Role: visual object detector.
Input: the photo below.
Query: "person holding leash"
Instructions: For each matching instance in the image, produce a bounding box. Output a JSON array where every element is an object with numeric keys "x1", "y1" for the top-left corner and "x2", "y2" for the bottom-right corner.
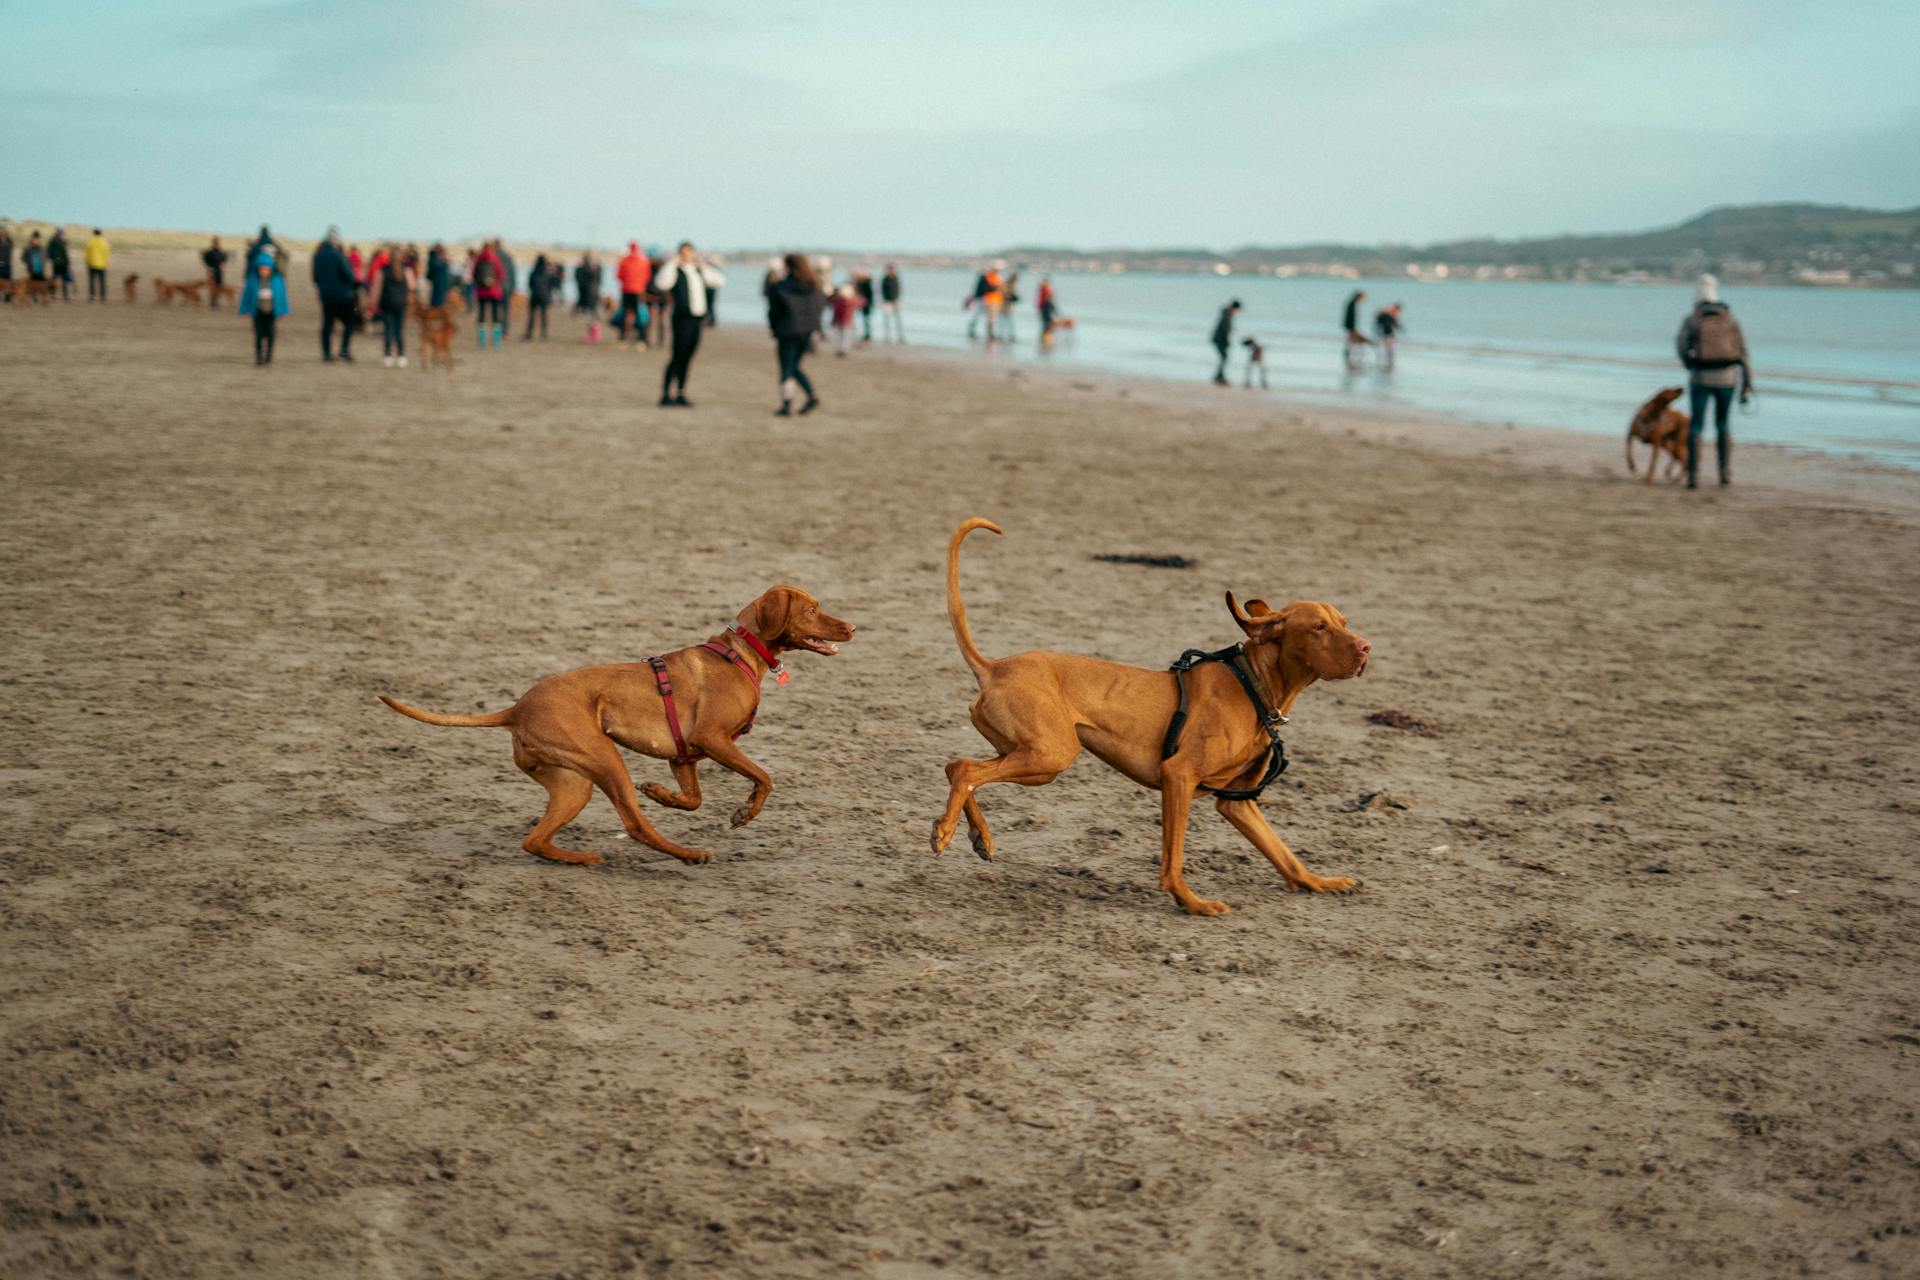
[{"x1": 1675, "y1": 274, "x2": 1754, "y2": 489}]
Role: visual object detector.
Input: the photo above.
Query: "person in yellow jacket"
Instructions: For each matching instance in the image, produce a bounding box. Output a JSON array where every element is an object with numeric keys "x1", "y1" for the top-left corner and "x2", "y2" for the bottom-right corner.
[{"x1": 84, "y1": 229, "x2": 111, "y2": 302}]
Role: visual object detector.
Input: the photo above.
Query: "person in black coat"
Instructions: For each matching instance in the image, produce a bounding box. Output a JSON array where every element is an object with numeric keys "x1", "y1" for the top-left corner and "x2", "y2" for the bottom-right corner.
[
  {"x1": 311, "y1": 226, "x2": 360, "y2": 361},
  {"x1": 766, "y1": 253, "x2": 826, "y2": 416},
  {"x1": 1211, "y1": 300, "x2": 1240, "y2": 384},
  {"x1": 48, "y1": 229, "x2": 71, "y2": 301},
  {"x1": 524, "y1": 252, "x2": 553, "y2": 340}
]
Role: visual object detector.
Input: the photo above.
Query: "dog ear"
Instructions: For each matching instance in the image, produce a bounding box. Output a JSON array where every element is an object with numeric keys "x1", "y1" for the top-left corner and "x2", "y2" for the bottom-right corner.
[
  {"x1": 740, "y1": 586, "x2": 797, "y2": 644},
  {"x1": 1226, "y1": 591, "x2": 1283, "y2": 637}
]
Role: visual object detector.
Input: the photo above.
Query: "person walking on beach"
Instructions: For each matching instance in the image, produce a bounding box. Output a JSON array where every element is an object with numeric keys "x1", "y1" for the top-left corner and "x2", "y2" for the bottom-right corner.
[
  {"x1": 426, "y1": 242, "x2": 452, "y2": 307},
  {"x1": 1342, "y1": 289, "x2": 1371, "y2": 370},
  {"x1": 880, "y1": 264, "x2": 903, "y2": 342},
  {"x1": 0, "y1": 225, "x2": 14, "y2": 301},
  {"x1": 84, "y1": 228, "x2": 110, "y2": 301},
  {"x1": 767, "y1": 252, "x2": 825, "y2": 417},
  {"x1": 312, "y1": 227, "x2": 360, "y2": 362},
  {"x1": 1211, "y1": 299, "x2": 1241, "y2": 385},
  {"x1": 22, "y1": 232, "x2": 46, "y2": 289},
  {"x1": 854, "y1": 269, "x2": 875, "y2": 343},
  {"x1": 239, "y1": 249, "x2": 288, "y2": 366},
  {"x1": 471, "y1": 240, "x2": 505, "y2": 350},
  {"x1": 652, "y1": 241, "x2": 723, "y2": 407},
  {"x1": 1374, "y1": 302, "x2": 1402, "y2": 371},
  {"x1": 614, "y1": 241, "x2": 652, "y2": 349},
  {"x1": 48, "y1": 228, "x2": 71, "y2": 301},
  {"x1": 524, "y1": 252, "x2": 554, "y2": 340},
  {"x1": 1675, "y1": 274, "x2": 1753, "y2": 489},
  {"x1": 375, "y1": 250, "x2": 413, "y2": 367},
  {"x1": 497, "y1": 241, "x2": 518, "y2": 338},
  {"x1": 202, "y1": 236, "x2": 229, "y2": 307},
  {"x1": 966, "y1": 266, "x2": 991, "y2": 340}
]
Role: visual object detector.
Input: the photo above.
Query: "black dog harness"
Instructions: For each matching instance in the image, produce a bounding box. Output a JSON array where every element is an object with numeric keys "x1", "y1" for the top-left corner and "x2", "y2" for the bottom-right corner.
[{"x1": 1161, "y1": 643, "x2": 1289, "y2": 801}]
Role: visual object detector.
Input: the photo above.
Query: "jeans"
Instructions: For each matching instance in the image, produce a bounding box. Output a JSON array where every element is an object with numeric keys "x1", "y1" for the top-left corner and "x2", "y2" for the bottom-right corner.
[
  {"x1": 253, "y1": 311, "x2": 277, "y2": 363},
  {"x1": 87, "y1": 268, "x2": 107, "y2": 301},
  {"x1": 881, "y1": 300, "x2": 904, "y2": 342},
  {"x1": 777, "y1": 335, "x2": 814, "y2": 402},
  {"x1": 381, "y1": 308, "x2": 405, "y2": 356},
  {"x1": 662, "y1": 311, "x2": 704, "y2": 398},
  {"x1": 1687, "y1": 382, "x2": 1734, "y2": 484}
]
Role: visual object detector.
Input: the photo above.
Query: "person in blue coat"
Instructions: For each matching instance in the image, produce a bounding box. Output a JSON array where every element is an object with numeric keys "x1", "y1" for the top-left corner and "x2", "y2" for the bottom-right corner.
[{"x1": 239, "y1": 251, "x2": 290, "y2": 365}]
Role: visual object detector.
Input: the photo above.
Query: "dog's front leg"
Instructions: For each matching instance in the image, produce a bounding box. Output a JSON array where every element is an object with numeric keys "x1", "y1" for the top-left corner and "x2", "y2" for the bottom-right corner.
[
  {"x1": 642, "y1": 758, "x2": 704, "y2": 811},
  {"x1": 697, "y1": 737, "x2": 772, "y2": 829},
  {"x1": 1159, "y1": 770, "x2": 1229, "y2": 916},
  {"x1": 1215, "y1": 798, "x2": 1358, "y2": 894}
]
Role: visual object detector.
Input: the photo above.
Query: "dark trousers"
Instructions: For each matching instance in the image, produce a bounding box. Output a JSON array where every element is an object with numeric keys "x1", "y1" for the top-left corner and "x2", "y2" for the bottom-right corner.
[
  {"x1": 321, "y1": 298, "x2": 358, "y2": 358},
  {"x1": 1686, "y1": 382, "x2": 1734, "y2": 484},
  {"x1": 57, "y1": 272, "x2": 72, "y2": 300},
  {"x1": 253, "y1": 311, "x2": 277, "y2": 364},
  {"x1": 662, "y1": 312, "x2": 703, "y2": 398},
  {"x1": 87, "y1": 268, "x2": 107, "y2": 300},
  {"x1": 524, "y1": 300, "x2": 549, "y2": 339},
  {"x1": 777, "y1": 335, "x2": 814, "y2": 400},
  {"x1": 615, "y1": 291, "x2": 647, "y2": 341},
  {"x1": 1213, "y1": 340, "x2": 1230, "y2": 381},
  {"x1": 381, "y1": 308, "x2": 405, "y2": 356}
]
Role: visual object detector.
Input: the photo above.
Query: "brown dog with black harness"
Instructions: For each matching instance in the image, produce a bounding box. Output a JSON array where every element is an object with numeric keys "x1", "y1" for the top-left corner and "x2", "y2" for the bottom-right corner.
[
  {"x1": 932, "y1": 518, "x2": 1370, "y2": 916},
  {"x1": 380, "y1": 586, "x2": 855, "y2": 866}
]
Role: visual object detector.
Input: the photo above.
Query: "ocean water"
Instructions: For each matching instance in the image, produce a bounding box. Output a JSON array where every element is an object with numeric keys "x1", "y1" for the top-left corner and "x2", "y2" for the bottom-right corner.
[{"x1": 783, "y1": 268, "x2": 1920, "y2": 467}]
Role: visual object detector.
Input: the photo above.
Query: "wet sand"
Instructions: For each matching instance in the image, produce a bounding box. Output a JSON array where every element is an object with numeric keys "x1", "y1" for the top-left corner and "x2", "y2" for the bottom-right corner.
[{"x1": 3, "y1": 249, "x2": 1918, "y2": 1278}]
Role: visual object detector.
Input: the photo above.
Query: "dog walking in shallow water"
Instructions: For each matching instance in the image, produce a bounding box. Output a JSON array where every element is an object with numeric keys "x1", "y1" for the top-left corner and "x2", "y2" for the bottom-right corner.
[
  {"x1": 932, "y1": 518, "x2": 1371, "y2": 916},
  {"x1": 380, "y1": 586, "x2": 855, "y2": 867}
]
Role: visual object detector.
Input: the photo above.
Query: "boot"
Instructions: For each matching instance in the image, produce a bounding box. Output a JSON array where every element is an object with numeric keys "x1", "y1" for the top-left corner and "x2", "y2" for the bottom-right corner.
[{"x1": 1717, "y1": 431, "x2": 1731, "y2": 486}]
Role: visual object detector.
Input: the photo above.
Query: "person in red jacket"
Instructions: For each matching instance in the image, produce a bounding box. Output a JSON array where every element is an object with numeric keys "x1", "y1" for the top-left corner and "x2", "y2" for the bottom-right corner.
[
  {"x1": 614, "y1": 241, "x2": 652, "y2": 350},
  {"x1": 472, "y1": 240, "x2": 506, "y2": 350}
]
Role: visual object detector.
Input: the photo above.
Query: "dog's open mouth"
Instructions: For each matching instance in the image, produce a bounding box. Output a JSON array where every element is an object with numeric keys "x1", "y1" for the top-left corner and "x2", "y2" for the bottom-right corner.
[{"x1": 797, "y1": 637, "x2": 841, "y2": 655}]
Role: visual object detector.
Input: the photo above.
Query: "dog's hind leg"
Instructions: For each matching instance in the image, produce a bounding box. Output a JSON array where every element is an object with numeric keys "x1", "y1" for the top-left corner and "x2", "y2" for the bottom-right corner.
[
  {"x1": 641, "y1": 759, "x2": 704, "y2": 811},
  {"x1": 577, "y1": 739, "x2": 715, "y2": 864},
  {"x1": 1215, "y1": 797, "x2": 1357, "y2": 894},
  {"x1": 931, "y1": 731, "x2": 1078, "y2": 857},
  {"x1": 521, "y1": 766, "x2": 601, "y2": 866},
  {"x1": 959, "y1": 707, "x2": 1017, "y2": 860}
]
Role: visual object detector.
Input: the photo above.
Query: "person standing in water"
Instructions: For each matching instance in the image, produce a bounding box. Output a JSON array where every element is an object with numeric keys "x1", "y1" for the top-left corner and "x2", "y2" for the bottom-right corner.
[
  {"x1": 652, "y1": 241, "x2": 723, "y2": 407},
  {"x1": 1211, "y1": 300, "x2": 1241, "y2": 385},
  {"x1": 766, "y1": 253, "x2": 825, "y2": 416},
  {"x1": 1342, "y1": 289, "x2": 1371, "y2": 370},
  {"x1": 1675, "y1": 274, "x2": 1753, "y2": 489},
  {"x1": 1374, "y1": 302, "x2": 1403, "y2": 371},
  {"x1": 880, "y1": 264, "x2": 904, "y2": 342}
]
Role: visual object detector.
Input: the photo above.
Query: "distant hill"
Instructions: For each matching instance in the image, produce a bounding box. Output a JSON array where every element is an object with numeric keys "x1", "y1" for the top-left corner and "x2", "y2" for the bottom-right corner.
[{"x1": 989, "y1": 204, "x2": 1920, "y2": 287}]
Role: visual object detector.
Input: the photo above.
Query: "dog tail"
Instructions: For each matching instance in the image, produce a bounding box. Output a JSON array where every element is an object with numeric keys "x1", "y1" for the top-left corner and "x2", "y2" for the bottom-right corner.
[
  {"x1": 378, "y1": 695, "x2": 513, "y2": 728},
  {"x1": 947, "y1": 517, "x2": 1003, "y2": 681}
]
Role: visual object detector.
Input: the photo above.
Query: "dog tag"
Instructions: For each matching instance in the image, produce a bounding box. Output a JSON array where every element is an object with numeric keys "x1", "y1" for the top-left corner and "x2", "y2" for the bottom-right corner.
[{"x1": 774, "y1": 669, "x2": 790, "y2": 687}]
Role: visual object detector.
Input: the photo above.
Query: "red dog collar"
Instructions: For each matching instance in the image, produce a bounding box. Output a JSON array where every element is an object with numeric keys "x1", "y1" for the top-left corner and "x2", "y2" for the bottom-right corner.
[{"x1": 731, "y1": 626, "x2": 787, "y2": 686}]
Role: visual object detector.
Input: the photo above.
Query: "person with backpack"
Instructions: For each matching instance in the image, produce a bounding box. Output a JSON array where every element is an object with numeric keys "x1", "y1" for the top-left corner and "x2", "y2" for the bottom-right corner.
[
  {"x1": 1675, "y1": 274, "x2": 1754, "y2": 489},
  {"x1": 471, "y1": 241, "x2": 505, "y2": 350},
  {"x1": 766, "y1": 252, "x2": 825, "y2": 417},
  {"x1": 375, "y1": 248, "x2": 414, "y2": 367}
]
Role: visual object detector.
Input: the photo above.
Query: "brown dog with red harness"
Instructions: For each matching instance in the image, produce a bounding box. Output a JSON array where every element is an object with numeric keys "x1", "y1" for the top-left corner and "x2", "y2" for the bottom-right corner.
[{"x1": 379, "y1": 586, "x2": 855, "y2": 867}]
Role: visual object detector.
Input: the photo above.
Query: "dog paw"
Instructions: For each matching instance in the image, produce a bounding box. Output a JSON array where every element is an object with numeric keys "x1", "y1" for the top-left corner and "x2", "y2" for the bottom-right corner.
[
  {"x1": 674, "y1": 848, "x2": 715, "y2": 865},
  {"x1": 1307, "y1": 876, "x2": 1360, "y2": 894},
  {"x1": 641, "y1": 783, "x2": 673, "y2": 806},
  {"x1": 730, "y1": 805, "x2": 755, "y2": 829},
  {"x1": 1182, "y1": 896, "x2": 1233, "y2": 917},
  {"x1": 929, "y1": 820, "x2": 953, "y2": 856},
  {"x1": 969, "y1": 829, "x2": 995, "y2": 862}
]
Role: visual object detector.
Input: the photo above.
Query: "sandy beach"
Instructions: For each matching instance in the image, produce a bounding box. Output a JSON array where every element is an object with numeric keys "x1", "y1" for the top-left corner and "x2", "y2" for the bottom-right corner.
[{"x1": 3, "y1": 249, "x2": 1918, "y2": 1278}]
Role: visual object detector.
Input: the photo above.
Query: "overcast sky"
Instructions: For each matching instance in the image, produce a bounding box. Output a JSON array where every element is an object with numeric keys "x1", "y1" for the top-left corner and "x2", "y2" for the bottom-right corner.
[{"x1": 4, "y1": 0, "x2": 1915, "y2": 252}]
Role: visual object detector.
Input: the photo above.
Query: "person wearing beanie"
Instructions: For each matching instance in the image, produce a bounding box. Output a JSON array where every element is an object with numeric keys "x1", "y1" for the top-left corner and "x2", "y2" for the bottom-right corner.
[{"x1": 1674, "y1": 273, "x2": 1754, "y2": 489}]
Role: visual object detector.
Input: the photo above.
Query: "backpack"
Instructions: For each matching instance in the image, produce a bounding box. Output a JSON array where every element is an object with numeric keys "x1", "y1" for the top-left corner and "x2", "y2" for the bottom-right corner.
[
  {"x1": 1693, "y1": 307, "x2": 1742, "y2": 368},
  {"x1": 473, "y1": 257, "x2": 498, "y2": 290}
]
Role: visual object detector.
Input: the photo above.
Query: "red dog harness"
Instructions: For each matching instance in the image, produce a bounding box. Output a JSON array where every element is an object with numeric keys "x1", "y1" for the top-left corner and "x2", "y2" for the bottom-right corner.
[{"x1": 647, "y1": 627, "x2": 785, "y2": 766}]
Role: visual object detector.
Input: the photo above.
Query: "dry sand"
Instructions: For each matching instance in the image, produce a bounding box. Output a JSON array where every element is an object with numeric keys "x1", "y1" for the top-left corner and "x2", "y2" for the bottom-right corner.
[{"x1": 4, "y1": 249, "x2": 1919, "y2": 1278}]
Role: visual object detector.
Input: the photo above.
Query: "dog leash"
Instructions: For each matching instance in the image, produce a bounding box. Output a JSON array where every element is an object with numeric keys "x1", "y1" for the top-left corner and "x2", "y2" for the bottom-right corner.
[
  {"x1": 1161, "y1": 643, "x2": 1289, "y2": 802},
  {"x1": 647, "y1": 627, "x2": 783, "y2": 765}
]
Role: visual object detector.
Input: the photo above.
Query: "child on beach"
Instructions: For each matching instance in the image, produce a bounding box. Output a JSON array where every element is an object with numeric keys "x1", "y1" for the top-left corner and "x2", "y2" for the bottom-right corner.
[
  {"x1": 1241, "y1": 335, "x2": 1268, "y2": 388},
  {"x1": 830, "y1": 285, "x2": 858, "y2": 356},
  {"x1": 1374, "y1": 303, "x2": 1403, "y2": 371},
  {"x1": 238, "y1": 252, "x2": 289, "y2": 365}
]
